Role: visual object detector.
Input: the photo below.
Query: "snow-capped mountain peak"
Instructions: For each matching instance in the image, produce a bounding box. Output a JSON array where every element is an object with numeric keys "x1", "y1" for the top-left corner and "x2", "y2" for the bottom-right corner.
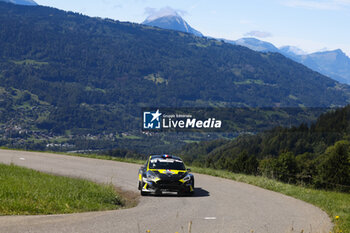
[
  {"x1": 143, "y1": 7, "x2": 203, "y2": 37},
  {"x1": 280, "y1": 46, "x2": 307, "y2": 56},
  {"x1": 144, "y1": 7, "x2": 181, "y2": 23},
  {"x1": 235, "y1": 37, "x2": 279, "y2": 53}
]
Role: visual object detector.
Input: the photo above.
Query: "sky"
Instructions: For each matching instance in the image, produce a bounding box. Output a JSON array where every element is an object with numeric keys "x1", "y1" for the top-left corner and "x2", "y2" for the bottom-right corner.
[{"x1": 35, "y1": 0, "x2": 350, "y2": 56}]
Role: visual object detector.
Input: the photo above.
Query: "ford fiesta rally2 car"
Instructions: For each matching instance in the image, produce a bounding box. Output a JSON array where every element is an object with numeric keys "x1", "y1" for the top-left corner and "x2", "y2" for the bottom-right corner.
[{"x1": 138, "y1": 154, "x2": 194, "y2": 196}]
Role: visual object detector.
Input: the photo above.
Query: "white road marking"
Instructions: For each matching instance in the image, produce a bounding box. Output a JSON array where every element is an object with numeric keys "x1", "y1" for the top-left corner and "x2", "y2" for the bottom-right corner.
[
  {"x1": 19, "y1": 158, "x2": 26, "y2": 160},
  {"x1": 204, "y1": 217, "x2": 217, "y2": 220}
]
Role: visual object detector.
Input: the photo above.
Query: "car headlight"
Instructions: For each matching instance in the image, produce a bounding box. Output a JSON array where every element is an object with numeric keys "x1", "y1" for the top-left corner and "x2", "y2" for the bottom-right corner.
[
  {"x1": 183, "y1": 174, "x2": 191, "y2": 182},
  {"x1": 146, "y1": 171, "x2": 157, "y2": 180}
]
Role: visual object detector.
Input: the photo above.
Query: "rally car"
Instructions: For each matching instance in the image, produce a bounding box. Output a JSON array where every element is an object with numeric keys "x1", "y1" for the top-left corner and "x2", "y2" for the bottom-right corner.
[{"x1": 138, "y1": 154, "x2": 194, "y2": 196}]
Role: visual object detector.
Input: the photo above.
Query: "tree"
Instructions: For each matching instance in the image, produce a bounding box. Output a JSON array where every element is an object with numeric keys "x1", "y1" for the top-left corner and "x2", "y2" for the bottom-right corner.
[
  {"x1": 258, "y1": 152, "x2": 298, "y2": 183},
  {"x1": 295, "y1": 152, "x2": 316, "y2": 185},
  {"x1": 276, "y1": 152, "x2": 298, "y2": 183},
  {"x1": 315, "y1": 140, "x2": 350, "y2": 192}
]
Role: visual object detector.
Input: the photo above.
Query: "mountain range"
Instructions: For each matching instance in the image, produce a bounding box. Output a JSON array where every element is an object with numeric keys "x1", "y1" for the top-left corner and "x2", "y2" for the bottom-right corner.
[
  {"x1": 1, "y1": 2, "x2": 350, "y2": 151},
  {"x1": 143, "y1": 13, "x2": 350, "y2": 84},
  {"x1": 287, "y1": 49, "x2": 350, "y2": 84},
  {"x1": 234, "y1": 38, "x2": 350, "y2": 84},
  {"x1": 5, "y1": 0, "x2": 349, "y2": 85}
]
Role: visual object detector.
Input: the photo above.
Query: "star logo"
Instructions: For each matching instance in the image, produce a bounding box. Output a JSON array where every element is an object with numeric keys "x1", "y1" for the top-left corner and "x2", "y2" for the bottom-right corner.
[
  {"x1": 151, "y1": 109, "x2": 162, "y2": 123},
  {"x1": 143, "y1": 109, "x2": 162, "y2": 130}
]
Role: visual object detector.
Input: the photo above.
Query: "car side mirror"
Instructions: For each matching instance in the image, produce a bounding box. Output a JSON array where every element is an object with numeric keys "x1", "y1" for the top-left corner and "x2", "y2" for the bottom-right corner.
[{"x1": 187, "y1": 168, "x2": 191, "y2": 172}]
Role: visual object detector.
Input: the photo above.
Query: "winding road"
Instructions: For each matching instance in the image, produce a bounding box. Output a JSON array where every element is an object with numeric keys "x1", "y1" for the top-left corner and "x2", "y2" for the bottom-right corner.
[{"x1": 0, "y1": 149, "x2": 331, "y2": 233}]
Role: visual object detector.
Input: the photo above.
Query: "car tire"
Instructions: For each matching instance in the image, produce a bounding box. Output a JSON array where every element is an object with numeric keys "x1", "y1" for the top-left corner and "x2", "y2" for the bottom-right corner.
[
  {"x1": 141, "y1": 190, "x2": 147, "y2": 196},
  {"x1": 155, "y1": 189, "x2": 162, "y2": 196},
  {"x1": 138, "y1": 181, "x2": 141, "y2": 190},
  {"x1": 187, "y1": 178, "x2": 195, "y2": 195},
  {"x1": 140, "y1": 181, "x2": 148, "y2": 196},
  {"x1": 177, "y1": 190, "x2": 185, "y2": 196}
]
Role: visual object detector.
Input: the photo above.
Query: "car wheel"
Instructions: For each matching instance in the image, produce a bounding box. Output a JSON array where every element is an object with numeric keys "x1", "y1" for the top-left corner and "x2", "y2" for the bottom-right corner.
[
  {"x1": 138, "y1": 181, "x2": 141, "y2": 190},
  {"x1": 140, "y1": 181, "x2": 148, "y2": 196},
  {"x1": 187, "y1": 178, "x2": 195, "y2": 195},
  {"x1": 141, "y1": 190, "x2": 147, "y2": 196},
  {"x1": 155, "y1": 189, "x2": 162, "y2": 196},
  {"x1": 177, "y1": 190, "x2": 185, "y2": 196}
]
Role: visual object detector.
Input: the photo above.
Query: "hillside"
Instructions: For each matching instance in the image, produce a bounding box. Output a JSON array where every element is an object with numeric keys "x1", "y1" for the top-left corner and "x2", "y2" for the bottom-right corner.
[
  {"x1": 0, "y1": 2, "x2": 350, "y2": 150},
  {"x1": 141, "y1": 10, "x2": 350, "y2": 85},
  {"x1": 180, "y1": 105, "x2": 350, "y2": 190}
]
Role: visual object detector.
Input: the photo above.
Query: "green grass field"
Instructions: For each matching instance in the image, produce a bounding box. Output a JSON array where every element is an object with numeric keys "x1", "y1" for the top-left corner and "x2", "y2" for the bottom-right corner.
[{"x1": 0, "y1": 163, "x2": 125, "y2": 215}]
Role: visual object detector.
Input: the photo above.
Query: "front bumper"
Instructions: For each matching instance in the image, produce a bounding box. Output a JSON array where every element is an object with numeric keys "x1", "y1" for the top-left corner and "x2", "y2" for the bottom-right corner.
[{"x1": 142, "y1": 178, "x2": 193, "y2": 193}]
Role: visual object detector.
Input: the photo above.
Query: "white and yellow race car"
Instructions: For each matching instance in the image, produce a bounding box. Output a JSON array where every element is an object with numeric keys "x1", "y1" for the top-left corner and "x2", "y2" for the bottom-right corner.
[{"x1": 138, "y1": 154, "x2": 194, "y2": 196}]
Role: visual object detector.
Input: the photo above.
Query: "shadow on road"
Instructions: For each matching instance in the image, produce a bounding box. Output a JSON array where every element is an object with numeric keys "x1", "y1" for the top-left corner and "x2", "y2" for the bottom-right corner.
[
  {"x1": 145, "y1": 187, "x2": 210, "y2": 198},
  {"x1": 192, "y1": 187, "x2": 210, "y2": 197}
]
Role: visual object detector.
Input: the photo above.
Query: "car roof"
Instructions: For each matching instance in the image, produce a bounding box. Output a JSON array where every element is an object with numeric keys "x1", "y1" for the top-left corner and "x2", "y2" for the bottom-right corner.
[{"x1": 149, "y1": 154, "x2": 183, "y2": 161}]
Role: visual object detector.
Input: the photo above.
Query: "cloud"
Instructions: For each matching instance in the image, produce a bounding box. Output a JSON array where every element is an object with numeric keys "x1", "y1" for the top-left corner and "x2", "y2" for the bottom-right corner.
[
  {"x1": 283, "y1": 0, "x2": 350, "y2": 10},
  {"x1": 144, "y1": 7, "x2": 187, "y2": 21},
  {"x1": 244, "y1": 30, "x2": 273, "y2": 38}
]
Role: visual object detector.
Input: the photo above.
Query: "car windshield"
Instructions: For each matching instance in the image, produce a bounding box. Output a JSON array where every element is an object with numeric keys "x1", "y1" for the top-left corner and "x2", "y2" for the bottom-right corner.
[{"x1": 149, "y1": 158, "x2": 186, "y2": 170}]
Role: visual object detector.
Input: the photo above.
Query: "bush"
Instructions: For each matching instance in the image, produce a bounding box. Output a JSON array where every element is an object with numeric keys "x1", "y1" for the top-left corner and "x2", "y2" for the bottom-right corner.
[
  {"x1": 259, "y1": 152, "x2": 297, "y2": 183},
  {"x1": 259, "y1": 157, "x2": 278, "y2": 179}
]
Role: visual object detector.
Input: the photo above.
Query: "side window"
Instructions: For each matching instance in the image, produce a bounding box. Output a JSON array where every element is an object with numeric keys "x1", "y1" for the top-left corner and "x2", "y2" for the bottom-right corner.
[{"x1": 149, "y1": 161, "x2": 156, "y2": 169}]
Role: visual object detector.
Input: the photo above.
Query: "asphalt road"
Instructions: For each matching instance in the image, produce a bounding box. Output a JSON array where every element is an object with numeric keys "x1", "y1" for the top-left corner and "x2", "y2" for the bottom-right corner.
[{"x1": 0, "y1": 149, "x2": 332, "y2": 233}]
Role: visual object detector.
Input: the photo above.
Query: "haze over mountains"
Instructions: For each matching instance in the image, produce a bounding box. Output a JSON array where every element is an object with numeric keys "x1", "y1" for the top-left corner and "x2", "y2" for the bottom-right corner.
[
  {"x1": 0, "y1": 0, "x2": 37, "y2": 6},
  {"x1": 286, "y1": 49, "x2": 350, "y2": 84},
  {"x1": 142, "y1": 12, "x2": 350, "y2": 85},
  {"x1": 234, "y1": 38, "x2": 350, "y2": 84},
  {"x1": 234, "y1": 38, "x2": 280, "y2": 53}
]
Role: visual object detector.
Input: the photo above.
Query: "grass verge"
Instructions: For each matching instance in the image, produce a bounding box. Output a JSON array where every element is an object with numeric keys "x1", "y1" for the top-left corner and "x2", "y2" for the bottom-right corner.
[{"x1": 0, "y1": 163, "x2": 125, "y2": 215}]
